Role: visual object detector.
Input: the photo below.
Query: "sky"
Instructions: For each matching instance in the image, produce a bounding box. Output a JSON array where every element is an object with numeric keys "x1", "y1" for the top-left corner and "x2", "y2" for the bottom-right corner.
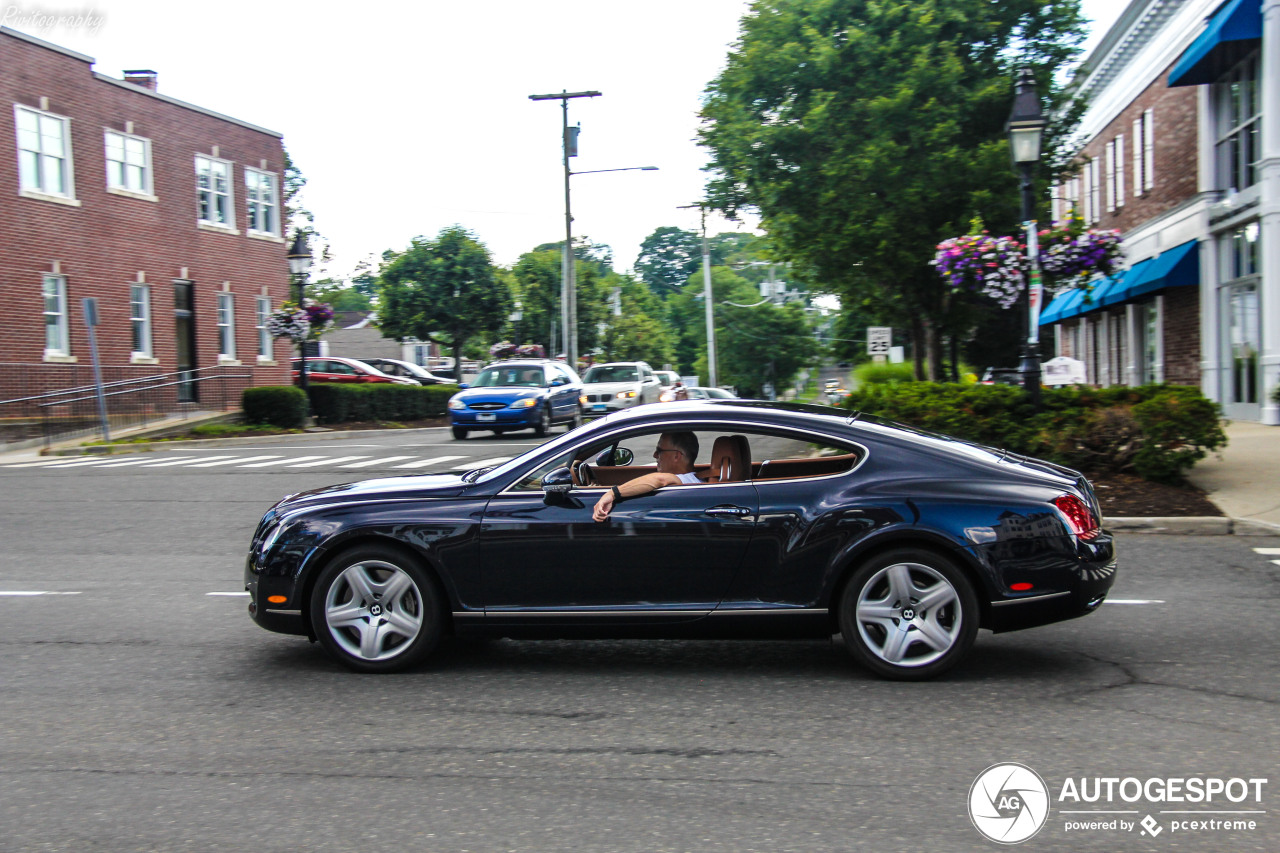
[{"x1": 10, "y1": 0, "x2": 1125, "y2": 281}]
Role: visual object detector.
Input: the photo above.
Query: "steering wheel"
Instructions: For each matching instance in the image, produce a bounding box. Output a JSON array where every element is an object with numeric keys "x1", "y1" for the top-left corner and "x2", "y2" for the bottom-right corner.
[{"x1": 576, "y1": 461, "x2": 595, "y2": 487}]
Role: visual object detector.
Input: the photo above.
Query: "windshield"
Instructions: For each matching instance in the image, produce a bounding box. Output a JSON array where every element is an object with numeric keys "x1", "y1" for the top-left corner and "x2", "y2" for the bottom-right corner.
[
  {"x1": 584, "y1": 366, "x2": 639, "y2": 383},
  {"x1": 471, "y1": 365, "x2": 544, "y2": 387}
]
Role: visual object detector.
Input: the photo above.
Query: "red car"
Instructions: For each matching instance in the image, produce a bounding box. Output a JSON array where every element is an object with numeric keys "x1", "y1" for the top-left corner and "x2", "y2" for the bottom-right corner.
[{"x1": 290, "y1": 357, "x2": 417, "y2": 386}]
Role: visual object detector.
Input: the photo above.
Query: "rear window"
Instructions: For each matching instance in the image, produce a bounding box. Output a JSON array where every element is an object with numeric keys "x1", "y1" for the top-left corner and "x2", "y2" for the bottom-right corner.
[{"x1": 584, "y1": 366, "x2": 640, "y2": 383}]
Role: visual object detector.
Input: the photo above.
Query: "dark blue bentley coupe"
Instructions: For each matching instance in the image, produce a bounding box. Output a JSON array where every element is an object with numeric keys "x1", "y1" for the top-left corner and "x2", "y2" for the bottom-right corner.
[{"x1": 245, "y1": 400, "x2": 1116, "y2": 680}]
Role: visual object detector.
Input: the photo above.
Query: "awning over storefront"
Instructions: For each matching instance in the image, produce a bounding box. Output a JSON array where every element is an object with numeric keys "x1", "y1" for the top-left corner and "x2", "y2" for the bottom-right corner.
[
  {"x1": 1097, "y1": 258, "x2": 1155, "y2": 307},
  {"x1": 1168, "y1": 0, "x2": 1262, "y2": 87},
  {"x1": 1039, "y1": 286, "x2": 1084, "y2": 325},
  {"x1": 1126, "y1": 239, "x2": 1200, "y2": 299}
]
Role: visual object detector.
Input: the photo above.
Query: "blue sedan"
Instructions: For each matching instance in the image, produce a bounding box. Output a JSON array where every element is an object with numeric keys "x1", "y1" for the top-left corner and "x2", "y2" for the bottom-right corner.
[{"x1": 448, "y1": 359, "x2": 585, "y2": 439}]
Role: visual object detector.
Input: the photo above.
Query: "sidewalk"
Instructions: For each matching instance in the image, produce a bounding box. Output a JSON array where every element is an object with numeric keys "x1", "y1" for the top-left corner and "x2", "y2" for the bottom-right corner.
[{"x1": 1185, "y1": 420, "x2": 1280, "y2": 532}]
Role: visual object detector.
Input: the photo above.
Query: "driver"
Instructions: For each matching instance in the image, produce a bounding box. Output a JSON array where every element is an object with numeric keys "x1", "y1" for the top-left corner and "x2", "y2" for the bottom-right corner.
[{"x1": 592, "y1": 431, "x2": 702, "y2": 521}]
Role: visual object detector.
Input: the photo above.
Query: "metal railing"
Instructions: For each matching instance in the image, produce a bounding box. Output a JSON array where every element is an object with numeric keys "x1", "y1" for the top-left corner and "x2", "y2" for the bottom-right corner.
[{"x1": 0, "y1": 364, "x2": 253, "y2": 449}]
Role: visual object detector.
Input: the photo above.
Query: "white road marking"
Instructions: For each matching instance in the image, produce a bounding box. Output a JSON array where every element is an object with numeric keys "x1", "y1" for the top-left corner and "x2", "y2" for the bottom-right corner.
[
  {"x1": 3, "y1": 457, "x2": 114, "y2": 468},
  {"x1": 392, "y1": 455, "x2": 468, "y2": 469},
  {"x1": 28, "y1": 456, "x2": 136, "y2": 468},
  {"x1": 1104, "y1": 599, "x2": 1165, "y2": 605},
  {"x1": 137, "y1": 456, "x2": 232, "y2": 467},
  {"x1": 206, "y1": 592, "x2": 251, "y2": 597},
  {"x1": 1272, "y1": 560, "x2": 1280, "y2": 568},
  {"x1": 0, "y1": 591, "x2": 82, "y2": 596},
  {"x1": 188, "y1": 455, "x2": 284, "y2": 468},
  {"x1": 237, "y1": 456, "x2": 327, "y2": 468},
  {"x1": 467, "y1": 456, "x2": 513, "y2": 468},
  {"x1": 91, "y1": 456, "x2": 191, "y2": 467},
  {"x1": 1252, "y1": 547, "x2": 1280, "y2": 555},
  {"x1": 340, "y1": 456, "x2": 416, "y2": 468},
  {"x1": 287, "y1": 455, "x2": 371, "y2": 468}
]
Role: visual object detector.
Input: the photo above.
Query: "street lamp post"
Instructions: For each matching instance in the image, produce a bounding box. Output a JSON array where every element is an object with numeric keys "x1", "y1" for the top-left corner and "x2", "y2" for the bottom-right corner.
[
  {"x1": 1007, "y1": 67, "x2": 1048, "y2": 406},
  {"x1": 678, "y1": 203, "x2": 717, "y2": 388},
  {"x1": 286, "y1": 232, "x2": 313, "y2": 396}
]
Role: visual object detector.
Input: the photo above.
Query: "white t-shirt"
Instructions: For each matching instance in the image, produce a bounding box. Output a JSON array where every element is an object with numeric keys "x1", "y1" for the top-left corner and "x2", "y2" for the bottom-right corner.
[{"x1": 676, "y1": 471, "x2": 702, "y2": 484}]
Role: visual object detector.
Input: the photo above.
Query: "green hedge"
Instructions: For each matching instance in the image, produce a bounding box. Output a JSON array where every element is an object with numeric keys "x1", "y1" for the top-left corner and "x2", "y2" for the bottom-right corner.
[
  {"x1": 841, "y1": 383, "x2": 1227, "y2": 484},
  {"x1": 305, "y1": 383, "x2": 455, "y2": 425},
  {"x1": 242, "y1": 386, "x2": 309, "y2": 429}
]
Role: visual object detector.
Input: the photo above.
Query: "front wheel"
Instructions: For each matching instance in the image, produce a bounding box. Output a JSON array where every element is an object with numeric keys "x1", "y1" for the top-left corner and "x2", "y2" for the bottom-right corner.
[
  {"x1": 533, "y1": 405, "x2": 550, "y2": 437},
  {"x1": 451, "y1": 426, "x2": 468, "y2": 440},
  {"x1": 838, "y1": 548, "x2": 978, "y2": 680},
  {"x1": 309, "y1": 544, "x2": 444, "y2": 673},
  {"x1": 566, "y1": 408, "x2": 583, "y2": 432}
]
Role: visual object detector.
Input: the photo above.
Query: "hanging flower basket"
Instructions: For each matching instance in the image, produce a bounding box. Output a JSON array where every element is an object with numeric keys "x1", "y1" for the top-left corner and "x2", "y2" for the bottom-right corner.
[
  {"x1": 489, "y1": 340, "x2": 517, "y2": 360},
  {"x1": 266, "y1": 299, "x2": 334, "y2": 342},
  {"x1": 932, "y1": 231, "x2": 1027, "y2": 309},
  {"x1": 1038, "y1": 213, "x2": 1124, "y2": 296}
]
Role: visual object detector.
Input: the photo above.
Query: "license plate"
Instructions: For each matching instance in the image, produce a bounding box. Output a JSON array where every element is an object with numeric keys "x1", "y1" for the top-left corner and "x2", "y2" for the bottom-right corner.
[
  {"x1": 476, "y1": 413, "x2": 496, "y2": 421},
  {"x1": 593, "y1": 404, "x2": 607, "y2": 412}
]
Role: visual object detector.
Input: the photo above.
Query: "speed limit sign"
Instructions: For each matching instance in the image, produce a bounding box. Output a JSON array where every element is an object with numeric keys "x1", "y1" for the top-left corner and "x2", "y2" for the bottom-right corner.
[{"x1": 867, "y1": 327, "x2": 892, "y2": 358}]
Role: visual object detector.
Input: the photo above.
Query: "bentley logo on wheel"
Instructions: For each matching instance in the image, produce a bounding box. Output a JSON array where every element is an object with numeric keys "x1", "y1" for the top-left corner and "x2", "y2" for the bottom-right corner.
[{"x1": 969, "y1": 763, "x2": 1050, "y2": 844}]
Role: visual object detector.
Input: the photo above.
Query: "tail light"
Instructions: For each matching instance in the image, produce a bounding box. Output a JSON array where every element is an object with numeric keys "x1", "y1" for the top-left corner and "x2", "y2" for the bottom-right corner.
[{"x1": 1053, "y1": 494, "x2": 1100, "y2": 540}]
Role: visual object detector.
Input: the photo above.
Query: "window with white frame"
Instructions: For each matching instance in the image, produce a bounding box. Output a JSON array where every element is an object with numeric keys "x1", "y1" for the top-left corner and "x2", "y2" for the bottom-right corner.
[
  {"x1": 1132, "y1": 110, "x2": 1154, "y2": 196},
  {"x1": 195, "y1": 155, "x2": 233, "y2": 225},
  {"x1": 256, "y1": 296, "x2": 272, "y2": 358},
  {"x1": 1105, "y1": 134, "x2": 1125, "y2": 212},
  {"x1": 105, "y1": 131, "x2": 152, "y2": 194},
  {"x1": 15, "y1": 105, "x2": 74, "y2": 197},
  {"x1": 130, "y1": 284, "x2": 152, "y2": 356},
  {"x1": 43, "y1": 274, "x2": 69, "y2": 355},
  {"x1": 244, "y1": 168, "x2": 279, "y2": 235},
  {"x1": 217, "y1": 292, "x2": 235, "y2": 357},
  {"x1": 1215, "y1": 52, "x2": 1260, "y2": 193},
  {"x1": 1089, "y1": 158, "x2": 1101, "y2": 223}
]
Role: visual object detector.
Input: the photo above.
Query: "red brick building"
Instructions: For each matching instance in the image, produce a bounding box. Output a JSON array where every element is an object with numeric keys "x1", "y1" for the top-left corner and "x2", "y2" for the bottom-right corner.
[{"x1": 1, "y1": 26, "x2": 291, "y2": 420}]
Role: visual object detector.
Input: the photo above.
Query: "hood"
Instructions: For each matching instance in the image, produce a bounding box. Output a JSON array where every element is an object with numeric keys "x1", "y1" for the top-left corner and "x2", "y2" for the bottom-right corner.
[
  {"x1": 276, "y1": 473, "x2": 472, "y2": 509},
  {"x1": 452, "y1": 386, "x2": 543, "y2": 403},
  {"x1": 581, "y1": 381, "x2": 642, "y2": 394}
]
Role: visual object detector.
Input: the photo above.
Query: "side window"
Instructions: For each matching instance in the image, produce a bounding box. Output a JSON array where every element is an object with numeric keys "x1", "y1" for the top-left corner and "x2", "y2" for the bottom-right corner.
[{"x1": 748, "y1": 430, "x2": 862, "y2": 483}]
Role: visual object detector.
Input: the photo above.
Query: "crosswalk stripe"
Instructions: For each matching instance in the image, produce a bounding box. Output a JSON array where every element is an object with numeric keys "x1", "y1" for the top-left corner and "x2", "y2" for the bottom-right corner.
[
  {"x1": 237, "y1": 455, "x2": 327, "y2": 468},
  {"x1": 0, "y1": 590, "x2": 82, "y2": 596},
  {"x1": 3, "y1": 457, "x2": 115, "y2": 468},
  {"x1": 137, "y1": 455, "x2": 234, "y2": 467},
  {"x1": 468, "y1": 456, "x2": 513, "y2": 468},
  {"x1": 91, "y1": 456, "x2": 191, "y2": 467},
  {"x1": 27, "y1": 456, "x2": 138, "y2": 468},
  {"x1": 392, "y1": 455, "x2": 468, "y2": 469},
  {"x1": 189, "y1": 455, "x2": 284, "y2": 468},
  {"x1": 287, "y1": 455, "x2": 370, "y2": 468},
  {"x1": 340, "y1": 455, "x2": 416, "y2": 468},
  {"x1": 1253, "y1": 548, "x2": 1280, "y2": 555}
]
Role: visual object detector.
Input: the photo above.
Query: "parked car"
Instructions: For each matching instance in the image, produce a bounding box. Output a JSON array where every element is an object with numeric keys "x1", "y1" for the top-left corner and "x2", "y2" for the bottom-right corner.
[
  {"x1": 290, "y1": 357, "x2": 417, "y2": 386},
  {"x1": 245, "y1": 399, "x2": 1116, "y2": 679},
  {"x1": 357, "y1": 357, "x2": 457, "y2": 385},
  {"x1": 448, "y1": 359, "x2": 583, "y2": 439},
  {"x1": 581, "y1": 361, "x2": 663, "y2": 416},
  {"x1": 683, "y1": 386, "x2": 737, "y2": 400},
  {"x1": 981, "y1": 367, "x2": 1023, "y2": 386}
]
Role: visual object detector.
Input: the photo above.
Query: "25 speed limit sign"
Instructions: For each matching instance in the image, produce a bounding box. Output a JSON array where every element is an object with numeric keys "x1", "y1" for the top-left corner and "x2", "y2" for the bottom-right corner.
[{"x1": 867, "y1": 327, "x2": 892, "y2": 356}]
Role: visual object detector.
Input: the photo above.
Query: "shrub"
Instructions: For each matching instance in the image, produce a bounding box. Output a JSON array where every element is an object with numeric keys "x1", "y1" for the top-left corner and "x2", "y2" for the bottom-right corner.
[
  {"x1": 841, "y1": 382, "x2": 1226, "y2": 484},
  {"x1": 853, "y1": 362, "x2": 916, "y2": 386},
  {"x1": 242, "y1": 386, "x2": 308, "y2": 429},
  {"x1": 306, "y1": 383, "x2": 455, "y2": 425}
]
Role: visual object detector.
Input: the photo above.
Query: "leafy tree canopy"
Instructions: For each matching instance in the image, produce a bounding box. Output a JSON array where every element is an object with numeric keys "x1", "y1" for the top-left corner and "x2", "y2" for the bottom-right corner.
[
  {"x1": 377, "y1": 226, "x2": 506, "y2": 372},
  {"x1": 699, "y1": 0, "x2": 1086, "y2": 377}
]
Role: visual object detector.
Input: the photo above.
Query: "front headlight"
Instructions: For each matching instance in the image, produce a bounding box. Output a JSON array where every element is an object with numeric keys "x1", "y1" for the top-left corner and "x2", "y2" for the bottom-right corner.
[
  {"x1": 448, "y1": 398, "x2": 466, "y2": 410},
  {"x1": 616, "y1": 390, "x2": 637, "y2": 399},
  {"x1": 511, "y1": 397, "x2": 538, "y2": 408}
]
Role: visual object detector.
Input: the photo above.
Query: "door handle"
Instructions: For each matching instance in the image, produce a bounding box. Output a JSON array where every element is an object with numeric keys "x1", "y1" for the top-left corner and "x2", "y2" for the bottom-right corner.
[{"x1": 704, "y1": 505, "x2": 753, "y2": 518}]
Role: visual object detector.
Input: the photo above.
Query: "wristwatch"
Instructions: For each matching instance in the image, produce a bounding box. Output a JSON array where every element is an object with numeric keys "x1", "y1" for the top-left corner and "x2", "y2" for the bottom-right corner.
[{"x1": 611, "y1": 485, "x2": 622, "y2": 501}]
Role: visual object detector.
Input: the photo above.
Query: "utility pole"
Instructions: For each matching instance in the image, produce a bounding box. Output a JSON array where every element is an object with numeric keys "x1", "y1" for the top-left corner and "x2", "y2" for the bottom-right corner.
[
  {"x1": 679, "y1": 203, "x2": 717, "y2": 387},
  {"x1": 529, "y1": 89, "x2": 601, "y2": 372}
]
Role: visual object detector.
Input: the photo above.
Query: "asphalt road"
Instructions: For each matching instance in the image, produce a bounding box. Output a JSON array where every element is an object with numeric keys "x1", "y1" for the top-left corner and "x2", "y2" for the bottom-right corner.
[{"x1": 1, "y1": 431, "x2": 1277, "y2": 852}]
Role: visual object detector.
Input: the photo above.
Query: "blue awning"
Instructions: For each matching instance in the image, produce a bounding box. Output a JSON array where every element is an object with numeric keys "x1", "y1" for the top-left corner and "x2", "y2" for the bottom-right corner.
[
  {"x1": 1086, "y1": 269, "x2": 1130, "y2": 310},
  {"x1": 1168, "y1": 0, "x2": 1262, "y2": 87},
  {"x1": 1126, "y1": 240, "x2": 1200, "y2": 299},
  {"x1": 1039, "y1": 286, "x2": 1084, "y2": 325},
  {"x1": 1095, "y1": 258, "x2": 1155, "y2": 307}
]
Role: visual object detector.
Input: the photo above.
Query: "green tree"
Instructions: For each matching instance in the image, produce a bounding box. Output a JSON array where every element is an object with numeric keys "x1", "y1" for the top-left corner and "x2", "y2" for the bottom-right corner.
[
  {"x1": 510, "y1": 249, "x2": 561, "y2": 350},
  {"x1": 635, "y1": 227, "x2": 701, "y2": 293},
  {"x1": 600, "y1": 274, "x2": 675, "y2": 364},
  {"x1": 712, "y1": 300, "x2": 819, "y2": 398},
  {"x1": 699, "y1": 0, "x2": 1086, "y2": 379},
  {"x1": 377, "y1": 226, "x2": 506, "y2": 373}
]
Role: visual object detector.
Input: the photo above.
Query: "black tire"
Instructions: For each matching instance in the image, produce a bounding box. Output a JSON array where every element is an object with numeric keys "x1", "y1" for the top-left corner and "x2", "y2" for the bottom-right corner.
[
  {"x1": 566, "y1": 408, "x2": 583, "y2": 432},
  {"x1": 308, "y1": 544, "x2": 444, "y2": 673},
  {"x1": 451, "y1": 426, "x2": 468, "y2": 440},
  {"x1": 838, "y1": 547, "x2": 978, "y2": 680},
  {"x1": 533, "y1": 405, "x2": 550, "y2": 437}
]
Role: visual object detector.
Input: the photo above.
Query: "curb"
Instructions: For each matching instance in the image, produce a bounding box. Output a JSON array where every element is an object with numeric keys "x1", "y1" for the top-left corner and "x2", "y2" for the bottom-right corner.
[
  {"x1": 40, "y1": 425, "x2": 453, "y2": 456},
  {"x1": 1106, "y1": 516, "x2": 1280, "y2": 536}
]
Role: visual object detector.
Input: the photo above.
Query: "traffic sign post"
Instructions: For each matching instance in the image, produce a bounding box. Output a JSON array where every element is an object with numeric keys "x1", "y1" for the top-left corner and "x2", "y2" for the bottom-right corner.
[
  {"x1": 82, "y1": 298, "x2": 111, "y2": 442},
  {"x1": 867, "y1": 327, "x2": 892, "y2": 362}
]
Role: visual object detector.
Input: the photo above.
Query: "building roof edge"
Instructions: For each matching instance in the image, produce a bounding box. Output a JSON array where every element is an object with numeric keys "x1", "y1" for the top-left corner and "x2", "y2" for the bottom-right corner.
[
  {"x1": 1, "y1": 25, "x2": 94, "y2": 63},
  {"x1": 92, "y1": 73, "x2": 284, "y2": 139}
]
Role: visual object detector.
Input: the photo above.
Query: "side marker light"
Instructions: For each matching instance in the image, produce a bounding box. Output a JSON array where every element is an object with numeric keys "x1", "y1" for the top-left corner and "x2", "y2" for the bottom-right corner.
[
  {"x1": 267, "y1": 595, "x2": 288, "y2": 604},
  {"x1": 1009, "y1": 583, "x2": 1034, "y2": 591}
]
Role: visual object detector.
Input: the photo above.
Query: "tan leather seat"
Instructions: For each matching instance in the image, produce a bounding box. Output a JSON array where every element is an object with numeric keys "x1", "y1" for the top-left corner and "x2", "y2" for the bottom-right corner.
[{"x1": 708, "y1": 435, "x2": 751, "y2": 482}]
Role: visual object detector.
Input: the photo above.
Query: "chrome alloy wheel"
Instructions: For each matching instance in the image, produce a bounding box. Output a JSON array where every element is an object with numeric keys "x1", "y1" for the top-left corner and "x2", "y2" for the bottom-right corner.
[
  {"x1": 323, "y1": 559, "x2": 424, "y2": 661},
  {"x1": 853, "y1": 561, "x2": 963, "y2": 667}
]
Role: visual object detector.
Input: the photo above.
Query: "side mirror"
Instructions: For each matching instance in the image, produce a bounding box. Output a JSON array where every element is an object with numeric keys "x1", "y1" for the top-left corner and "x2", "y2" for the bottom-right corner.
[
  {"x1": 550, "y1": 377, "x2": 566, "y2": 387},
  {"x1": 458, "y1": 382, "x2": 470, "y2": 389},
  {"x1": 597, "y1": 447, "x2": 636, "y2": 466},
  {"x1": 542, "y1": 467, "x2": 574, "y2": 495}
]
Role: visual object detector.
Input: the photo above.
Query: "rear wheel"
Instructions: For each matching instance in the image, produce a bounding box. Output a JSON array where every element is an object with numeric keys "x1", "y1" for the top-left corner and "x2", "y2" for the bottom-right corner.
[
  {"x1": 309, "y1": 544, "x2": 444, "y2": 673},
  {"x1": 838, "y1": 548, "x2": 978, "y2": 680},
  {"x1": 451, "y1": 426, "x2": 468, "y2": 440}
]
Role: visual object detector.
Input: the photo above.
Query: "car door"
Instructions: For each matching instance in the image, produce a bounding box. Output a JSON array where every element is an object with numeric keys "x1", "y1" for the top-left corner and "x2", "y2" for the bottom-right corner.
[{"x1": 478, "y1": 454, "x2": 758, "y2": 625}]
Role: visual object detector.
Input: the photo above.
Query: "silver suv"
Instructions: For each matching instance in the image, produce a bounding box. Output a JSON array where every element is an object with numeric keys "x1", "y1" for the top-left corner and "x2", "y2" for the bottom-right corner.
[{"x1": 580, "y1": 361, "x2": 663, "y2": 416}]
